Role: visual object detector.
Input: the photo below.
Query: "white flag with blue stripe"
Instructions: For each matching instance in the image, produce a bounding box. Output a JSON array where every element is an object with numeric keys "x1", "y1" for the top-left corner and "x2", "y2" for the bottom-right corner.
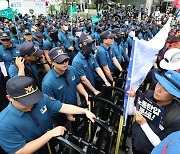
[{"x1": 123, "y1": 18, "x2": 172, "y2": 125}]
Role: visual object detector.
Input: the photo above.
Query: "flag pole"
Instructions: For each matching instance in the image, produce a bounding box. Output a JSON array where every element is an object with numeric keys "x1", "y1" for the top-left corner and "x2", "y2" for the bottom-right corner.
[
  {"x1": 12, "y1": 12, "x2": 21, "y2": 44},
  {"x1": 70, "y1": 3, "x2": 73, "y2": 35}
]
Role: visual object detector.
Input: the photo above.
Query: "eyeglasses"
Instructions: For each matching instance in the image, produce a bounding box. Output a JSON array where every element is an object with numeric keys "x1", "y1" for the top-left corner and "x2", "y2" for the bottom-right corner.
[{"x1": 56, "y1": 59, "x2": 69, "y2": 64}]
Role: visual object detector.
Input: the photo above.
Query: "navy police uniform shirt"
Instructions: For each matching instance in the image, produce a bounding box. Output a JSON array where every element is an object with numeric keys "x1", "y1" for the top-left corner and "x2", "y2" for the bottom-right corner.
[
  {"x1": 16, "y1": 29, "x2": 25, "y2": 43},
  {"x1": 58, "y1": 29, "x2": 73, "y2": 50},
  {"x1": 120, "y1": 40, "x2": 130, "y2": 62},
  {"x1": 72, "y1": 52, "x2": 99, "y2": 91},
  {"x1": 0, "y1": 94, "x2": 62, "y2": 154},
  {"x1": 0, "y1": 44, "x2": 19, "y2": 71},
  {"x1": 8, "y1": 62, "x2": 39, "y2": 78},
  {"x1": 33, "y1": 40, "x2": 44, "y2": 50},
  {"x1": 110, "y1": 42, "x2": 123, "y2": 63},
  {"x1": 96, "y1": 43, "x2": 116, "y2": 72},
  {"x1": 74, "y1": 36, "x2": 80, "y2": 55},
  {"x1": 91, "y1": 31, "x2": 100, "y2": 45},
  {"x1": 42, "y1": 66, "x2": 80, "y2": 105},
  {"x1": 43, "y1": 37, "x2": 61, "y2": 51},
  {"x1": 10, "y1": 33, "x2": 19, "y2": 45}
]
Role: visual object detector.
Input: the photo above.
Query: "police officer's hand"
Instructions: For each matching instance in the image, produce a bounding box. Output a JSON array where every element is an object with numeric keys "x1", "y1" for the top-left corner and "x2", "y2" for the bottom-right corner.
[
  {"x1": 105, "y1": 81, "x2": 111, "y2": 86},
  {"x1": 49, "y1": 126, "x2": 67, "y2": 137},
  {"x1": 68, "y1": 46, "x2": 74, "y2": 51},
  {"x1": 119, "y1": 70, "x2": 123, "y2": 77},
  {"x1": 93, "y1": 90, "x2": 100, "y2": 95},
  {"x1": 135, "y1": 111, "x2": 147, "y2": 125},
  {"x1": 15, "y1": 57, "x2": 25, "y2": 70},
  {"x1": 84, "y1": 109, "x2": 96, "y2": 123},
  {"x1": 39, "y1": 54, "x2": 46, "y2": 63},
  {"x1": 66, "y1": 114, "x2": 75, "y2": 121}
]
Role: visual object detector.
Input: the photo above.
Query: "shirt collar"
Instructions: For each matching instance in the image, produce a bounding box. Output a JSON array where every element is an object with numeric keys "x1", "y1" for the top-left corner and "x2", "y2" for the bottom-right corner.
[
  {"x1": 8, "y1": 103, "x2": 24, "y2": 117},
  {"x1": 101, "y1": 43, "x2": 109, "y2": 51},
  {"x1": 52, "y1": 68, "x2": 60, "y2": 78},
  {"x1": 79, "y1": 52, "x2": 85, "y2": 59}
]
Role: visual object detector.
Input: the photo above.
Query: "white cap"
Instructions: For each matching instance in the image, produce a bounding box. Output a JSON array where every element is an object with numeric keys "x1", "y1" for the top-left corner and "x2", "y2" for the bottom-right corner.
[{"x1": 160, "y1": 48, "x2": 180, "y2": 70}]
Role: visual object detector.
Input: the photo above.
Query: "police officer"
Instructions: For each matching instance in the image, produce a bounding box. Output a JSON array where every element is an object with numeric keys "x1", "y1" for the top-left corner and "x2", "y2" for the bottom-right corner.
[
  {"x1": 3, "y1": 19, "x2": 11, "y2": 34},
  {"x1": 43, "y1": 26, "x2": 61, "y2": 64},
  {"x1": 0, "y1": 76, "x2": 95, "y2": 153},
  {"x1": 58, "y1": 21, "x2": 74, "y2": 63},
  {"x1": 96, "y1": 30, "x2": 123, "y2": 82},
  {"x1": 72, "y1": 33, "x2": 111, "y2": 94},
  {"x1": 111, "y1": 28, "x2": 130, "y2": 69},
  {"x1": 33, "y1": 31, "x2": 44, "y2": 50},
  {"x1": 23, "y1": 29, "x2": 39, "y2": 47},
  {"x1": 42, "y1": 46, "x2": 89, "y2": 106},
  {"x1": 8, "y1": 42, "x2": 50, "y2": 88},
  {"x1": 23, "y1": 29, "x2": 33, "y2": 42},
  {"x1": 73, "y1": 27, "x2": 82, "y2": 55},
  {"x1": 0, "y1": 32, "x2": 19, "y2": 71},
  {"x1": 16, "y1": 21, "x2": 25, "y2": 43},
  {"x1": 91, "y1": 25, "x2": 101, "y2": 46},
  {"x1": 42, "y1": 46, "x2": 90, "y2": 129},
  {"x1": 31, "y1": 21, "x2": 40, "y2": 35},
  {"x1": 9, "y1": 25, "x2": 19, "y2": 45}
]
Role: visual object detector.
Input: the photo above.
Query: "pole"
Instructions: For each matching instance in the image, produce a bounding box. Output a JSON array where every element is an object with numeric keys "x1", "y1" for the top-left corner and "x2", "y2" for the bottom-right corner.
[
  {"x1": 14, "y1": 21, "x2": 21, "y2": 44},
  {"x1": 12, "y1": 12, "x2": 21, "y2": 44},
  {"x1": 70, "y1": 4, "x2": 73, "y2": 35},
  {"x1": 6, "y1": 0, "x2": 10, "y2": 8}
]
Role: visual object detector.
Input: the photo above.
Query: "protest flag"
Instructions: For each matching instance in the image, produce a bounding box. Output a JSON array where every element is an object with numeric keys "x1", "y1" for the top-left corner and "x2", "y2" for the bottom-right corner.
[
  {"x1": 68, "y1": 4, "x2": 78, "y2": 17},
  {"x1": 0, "y1": 8, "x2": 14, "y2": 20},
  {"x1": 13, "y1": 9, "x2": 18, "y2": 16},
  {"x1": 97, "y1": 10, "x2": 102, "y2": 15},
  {"x1": 92, "y1": 16, "x2": 101, "y2": 24},
  {"x1": 123, "y1": 18, "x2": 172, "y2": 125}
]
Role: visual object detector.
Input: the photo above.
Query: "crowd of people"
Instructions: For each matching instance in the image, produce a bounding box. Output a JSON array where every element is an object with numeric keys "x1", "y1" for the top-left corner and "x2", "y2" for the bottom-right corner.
[{"x1": 0, "y1": 4, "x2": 179, "y2": 154}]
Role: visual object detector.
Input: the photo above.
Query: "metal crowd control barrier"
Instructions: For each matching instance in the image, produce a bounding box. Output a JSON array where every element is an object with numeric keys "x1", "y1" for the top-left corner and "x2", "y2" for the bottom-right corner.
[
  {"x1": 56, "y1": 136, "x2": 86, "y2": 154},
  {"x1": 88, "y1": 92, "x2": 124, "y2": 154}
]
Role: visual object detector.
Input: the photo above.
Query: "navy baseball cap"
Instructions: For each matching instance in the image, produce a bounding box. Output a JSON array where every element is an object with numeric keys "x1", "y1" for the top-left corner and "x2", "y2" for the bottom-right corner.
[
  {"x1": 155, "y1": 70, "x2": 180, "y2": 98},
  {"x1": 112, "y1": 28, "x2": 121, "y2": 34},
  {"x1": 49, "y1": 47, "x2": 70, "y2": 63},
  {"x1": 24, "y1": 29, "x2": 32, "y2": 35},
  {"x1": 51, "y1": 28, "x2": 58, "y2": 33},
  {"x1": 34, "y1": 31, "x2": 43, "y2": 38},
  {"x1": 100, "y1": 30, "x2": 116, "y2": 40},
  {"x1": 19, "y1": 42, "x2": 43, "y2": 57},
  {"x1": 0, "y1": 32, "x2": 11, "y2": 40},
  {"x1": 79, "y1": 33, "x2": 94, "y2": 44},
  {"x1": 6, "y1": 76, "x2": 44, "y2": 106},
  {"x1": 47, "y1": 26, "x2": 53, "y2": 32}
]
